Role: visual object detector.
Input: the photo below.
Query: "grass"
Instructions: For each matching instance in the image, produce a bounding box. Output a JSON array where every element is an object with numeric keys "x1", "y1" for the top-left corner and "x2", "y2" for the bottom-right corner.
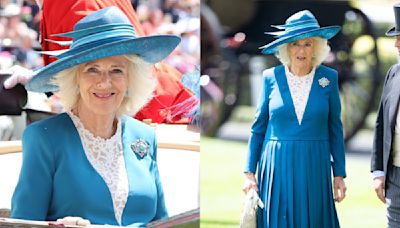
[
  {"x1": 200, "y1": 137, "x2": 247, "y2": 228},
  {"x1": 200, "y1": 137, "x2": 386, "y2": 228},
  {"x1": 335, "y1": 154, "x2": 386, "y2": 227}
]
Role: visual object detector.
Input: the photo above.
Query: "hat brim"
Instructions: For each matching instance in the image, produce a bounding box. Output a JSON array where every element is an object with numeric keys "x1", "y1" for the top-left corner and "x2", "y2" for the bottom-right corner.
[
  {"x1": 26, "y1": 35, "x2": 180, "y2": 93},
  {"x1": 385, "y1": 27, "x2": 400, "y2": 36},
  {"x1": 260, "y1": 26, "x2": 340, "y2": 55}
]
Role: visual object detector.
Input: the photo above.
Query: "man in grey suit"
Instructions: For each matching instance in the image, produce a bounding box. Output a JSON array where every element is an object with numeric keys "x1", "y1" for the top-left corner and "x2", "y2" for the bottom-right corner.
[{"x1": 371, "y1": 4, "x2": 400, "y2": 227}]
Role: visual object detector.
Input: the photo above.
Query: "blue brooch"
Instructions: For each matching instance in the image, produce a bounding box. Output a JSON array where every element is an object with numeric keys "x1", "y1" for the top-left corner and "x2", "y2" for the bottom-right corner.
[
  {"x1": 318, "y1": 77, "x2": 330, "y2": 88},
  {"x1": 131, "y1": 139, "x2": 150, "y2": 158}
]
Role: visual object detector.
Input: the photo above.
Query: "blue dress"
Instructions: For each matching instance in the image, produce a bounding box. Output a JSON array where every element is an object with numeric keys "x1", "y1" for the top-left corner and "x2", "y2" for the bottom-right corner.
[
  {"x1": 245, "y1": 65, "x2": 346, "y2": 228},
  {"x1": 11, "y1": 113, "x2": 167, "y2": 226}
]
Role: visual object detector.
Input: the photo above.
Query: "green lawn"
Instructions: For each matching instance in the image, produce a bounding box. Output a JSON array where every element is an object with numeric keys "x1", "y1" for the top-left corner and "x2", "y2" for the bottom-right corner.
[{"x1": 200, "y1": 137, "x2": 386, "y2": 228}]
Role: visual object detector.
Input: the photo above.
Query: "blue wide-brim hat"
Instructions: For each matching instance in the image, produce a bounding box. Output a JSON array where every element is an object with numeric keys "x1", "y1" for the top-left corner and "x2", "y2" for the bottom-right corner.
[
  {"x1": 259, "y1": 10, "x2": 340, "y2": 55},
  {"x1": 26, "y1": 6, "x2": 181, "y2": 93}
]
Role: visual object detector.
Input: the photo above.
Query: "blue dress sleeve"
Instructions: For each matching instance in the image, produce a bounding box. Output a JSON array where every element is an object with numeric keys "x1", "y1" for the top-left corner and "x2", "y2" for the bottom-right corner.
[
  {"x1": 11, "y1": 124, "x2": 55, "y2": 220},
  {"x1": 328, "y1": 72, "x2": 346, "y2": 177},
  {"x1": 245, "y1": 72, "x2": 270, "y2": 173}
]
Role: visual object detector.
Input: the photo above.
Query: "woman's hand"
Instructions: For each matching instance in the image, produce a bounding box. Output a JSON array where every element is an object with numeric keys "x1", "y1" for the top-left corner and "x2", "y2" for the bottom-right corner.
[
  {"x1": 242, "y1": 172, "x2": 258, "y2": 194},
  {"x1": 373, "y1": 176, "x2": 386, "y2": 203},
  {"x1": 333, "y1": 176, "x2": 346, "y2": 202},
  {"x1": 57, "y1": 216, "x2": 91, "y2": 226}
]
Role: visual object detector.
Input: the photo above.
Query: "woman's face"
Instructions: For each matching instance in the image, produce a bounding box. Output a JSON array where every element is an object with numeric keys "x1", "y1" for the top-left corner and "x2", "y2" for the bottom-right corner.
[
  {"x1": 76, "y1": 56, "x2": 129, "y2": 117},
  {"x1": 287, "y1": 38, "x2": 315, "y2": 69}
]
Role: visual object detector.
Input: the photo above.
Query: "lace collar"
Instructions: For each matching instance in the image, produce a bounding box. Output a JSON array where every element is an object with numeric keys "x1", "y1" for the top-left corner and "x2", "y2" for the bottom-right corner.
[{"x1": 67, "y1": 111, "x2": 121, "y2": 141}]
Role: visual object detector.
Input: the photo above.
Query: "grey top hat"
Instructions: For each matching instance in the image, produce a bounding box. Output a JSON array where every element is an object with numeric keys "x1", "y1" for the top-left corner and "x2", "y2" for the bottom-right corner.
[{"x1": 386, "y1": 4, "x2": 400, "y2": 36}]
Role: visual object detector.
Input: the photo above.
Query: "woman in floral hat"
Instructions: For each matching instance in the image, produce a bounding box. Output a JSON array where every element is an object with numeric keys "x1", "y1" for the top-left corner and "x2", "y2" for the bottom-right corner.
[
  {"x1": 11, "y1": 7, "x2": 180, "y2": 226},
  {"x1": 242, "y1": 10, "x2": 346, "y2": 227}
]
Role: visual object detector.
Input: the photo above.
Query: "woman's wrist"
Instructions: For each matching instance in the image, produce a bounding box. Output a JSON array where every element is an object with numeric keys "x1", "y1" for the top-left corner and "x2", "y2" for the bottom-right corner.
[{"x1": 245, "y1": 172, "x2": 255, "y2": 178}]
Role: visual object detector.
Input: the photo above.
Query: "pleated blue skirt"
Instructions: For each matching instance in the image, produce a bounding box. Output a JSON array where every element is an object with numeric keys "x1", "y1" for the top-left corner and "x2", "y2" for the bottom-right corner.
[{"x1": 257, "y1": 140, "x2": 339, "y2": 228}]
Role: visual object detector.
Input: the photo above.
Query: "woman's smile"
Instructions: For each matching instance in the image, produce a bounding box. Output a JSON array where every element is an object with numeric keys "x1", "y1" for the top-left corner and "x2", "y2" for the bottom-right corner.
[
  {"x1": 92, "y1": 92, "x2": 116, "y2": 99},
  {"x1": 296, "y1": 56, "x2": 307, "y2": 61}
]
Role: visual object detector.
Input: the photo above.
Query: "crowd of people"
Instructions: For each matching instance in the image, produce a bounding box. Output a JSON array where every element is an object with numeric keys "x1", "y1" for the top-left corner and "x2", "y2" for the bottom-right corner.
[{"x1": 0, "y1": 1, "x2": 41, "y2": 69}]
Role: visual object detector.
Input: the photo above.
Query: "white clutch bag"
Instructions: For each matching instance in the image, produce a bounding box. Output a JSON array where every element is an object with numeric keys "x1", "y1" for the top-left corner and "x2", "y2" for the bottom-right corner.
[{"x1": 240, "y1": 188, "x2": 264, "y2": 228}]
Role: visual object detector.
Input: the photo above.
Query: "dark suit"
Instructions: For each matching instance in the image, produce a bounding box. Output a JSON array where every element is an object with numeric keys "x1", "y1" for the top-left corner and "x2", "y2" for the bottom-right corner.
[{"x1": 371, "y1": 63, "x2": 400, "y2": 227}]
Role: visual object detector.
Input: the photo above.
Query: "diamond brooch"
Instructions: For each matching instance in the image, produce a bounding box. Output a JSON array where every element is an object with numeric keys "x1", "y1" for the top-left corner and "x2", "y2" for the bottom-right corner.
[
  {"x1": 318, "y1": 77, "x2": 330, "y2": 88},
  {"x1": 131, "y1": 139, "x2": 150, "y2": 158}
]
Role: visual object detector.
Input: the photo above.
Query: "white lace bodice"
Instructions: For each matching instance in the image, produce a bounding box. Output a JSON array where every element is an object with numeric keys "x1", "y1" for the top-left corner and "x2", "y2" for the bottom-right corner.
[
  {"x1": 285, "y1": 66, "x2": 315, "y2": 125},
  {"x1": 67, "y1": 112, "x2": 128, "y2": 225}
]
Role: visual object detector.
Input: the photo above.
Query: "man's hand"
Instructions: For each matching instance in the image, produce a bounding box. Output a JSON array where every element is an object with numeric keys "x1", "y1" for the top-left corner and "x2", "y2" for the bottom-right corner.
[{"x1": 373, "y1": 176, "x2": 386, "y2": 203}]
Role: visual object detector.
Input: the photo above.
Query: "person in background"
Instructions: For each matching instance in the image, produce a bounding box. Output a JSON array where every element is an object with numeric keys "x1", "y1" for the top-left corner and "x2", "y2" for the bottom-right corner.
[
  {"x1": 0, "y1": 3, "x2": 41, "y2": 68},
  {"x1": 371, "y1": 4, "x2": 400, "y2": 227},
  {"x1": 11, "y1": 7, "x2": 180, "y2": 226},
  {"x1": 242, "y1": 10, "x2": 346, "y2": 227}
]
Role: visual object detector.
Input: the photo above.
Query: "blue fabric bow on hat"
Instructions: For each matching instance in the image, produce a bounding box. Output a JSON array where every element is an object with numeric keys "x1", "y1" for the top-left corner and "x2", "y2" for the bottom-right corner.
[
  {"x1": 26, "y1": 6, "x2": 181, "y2": 93},
  {"x1": 259, "y1": 10, "x2": 340, "y2": 55}
]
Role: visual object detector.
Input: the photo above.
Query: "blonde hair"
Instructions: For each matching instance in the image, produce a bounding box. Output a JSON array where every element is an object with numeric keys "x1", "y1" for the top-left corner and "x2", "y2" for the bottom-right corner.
[
  {"x1": 275, "y1": 37, "x2": 331, "y2": 67},
  {"x1": 52, "y1": 55, "x2": 156, "y2": 116}
]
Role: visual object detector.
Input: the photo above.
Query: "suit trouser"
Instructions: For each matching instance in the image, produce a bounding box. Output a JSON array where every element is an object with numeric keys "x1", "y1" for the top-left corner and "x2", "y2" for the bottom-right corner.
[{"x1": 386, "y1": 165, "x2": 400, "y2": 228}]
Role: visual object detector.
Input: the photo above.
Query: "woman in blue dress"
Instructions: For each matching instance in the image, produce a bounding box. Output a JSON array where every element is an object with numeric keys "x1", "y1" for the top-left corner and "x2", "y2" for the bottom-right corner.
[
  {"x1": 11, "y1": 7, "x2": 180, "y2": 226},
  {"x1": 243, "y1": 10, "x2": 347, "y2": 227}
]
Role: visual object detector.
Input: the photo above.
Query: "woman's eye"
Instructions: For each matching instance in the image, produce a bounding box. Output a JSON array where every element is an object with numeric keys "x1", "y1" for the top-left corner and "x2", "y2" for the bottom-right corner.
[
  {"x1": 87, "y1": 67, "x2": 99, "y2": 73},
  {"x1": 111, "y1": 69, "x2": 124, "y2": 74},
  {"x1": 305, "y1": 43, "x2": 312, "y2": 47}
]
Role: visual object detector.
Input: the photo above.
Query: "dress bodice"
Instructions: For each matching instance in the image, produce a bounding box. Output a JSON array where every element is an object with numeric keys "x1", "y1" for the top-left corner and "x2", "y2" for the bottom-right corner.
[{"x1": 262, "y1": 65, "x2": 337, "y2": 140}]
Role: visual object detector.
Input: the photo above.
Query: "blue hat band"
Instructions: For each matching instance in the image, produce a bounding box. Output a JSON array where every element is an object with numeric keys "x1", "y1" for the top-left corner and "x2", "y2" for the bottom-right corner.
[
  {"x1": 277, "y1": 25, "x2": 320, "y2": 38},
  {"x1": 56, "y1": 24, "x2": 135, "y2": 39},
  {"x1": 71, "y1": 28, "x2": 136, "y2": 48},
  {"x1": 285, "y1": 21, "x2": 319, "y2": 32},
  {"x1": 274, "y1": 19, "x2": 319, "y2": 29},
  {"x1": 58, "y1": 35, "x2": 136, "y2": 59}
]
